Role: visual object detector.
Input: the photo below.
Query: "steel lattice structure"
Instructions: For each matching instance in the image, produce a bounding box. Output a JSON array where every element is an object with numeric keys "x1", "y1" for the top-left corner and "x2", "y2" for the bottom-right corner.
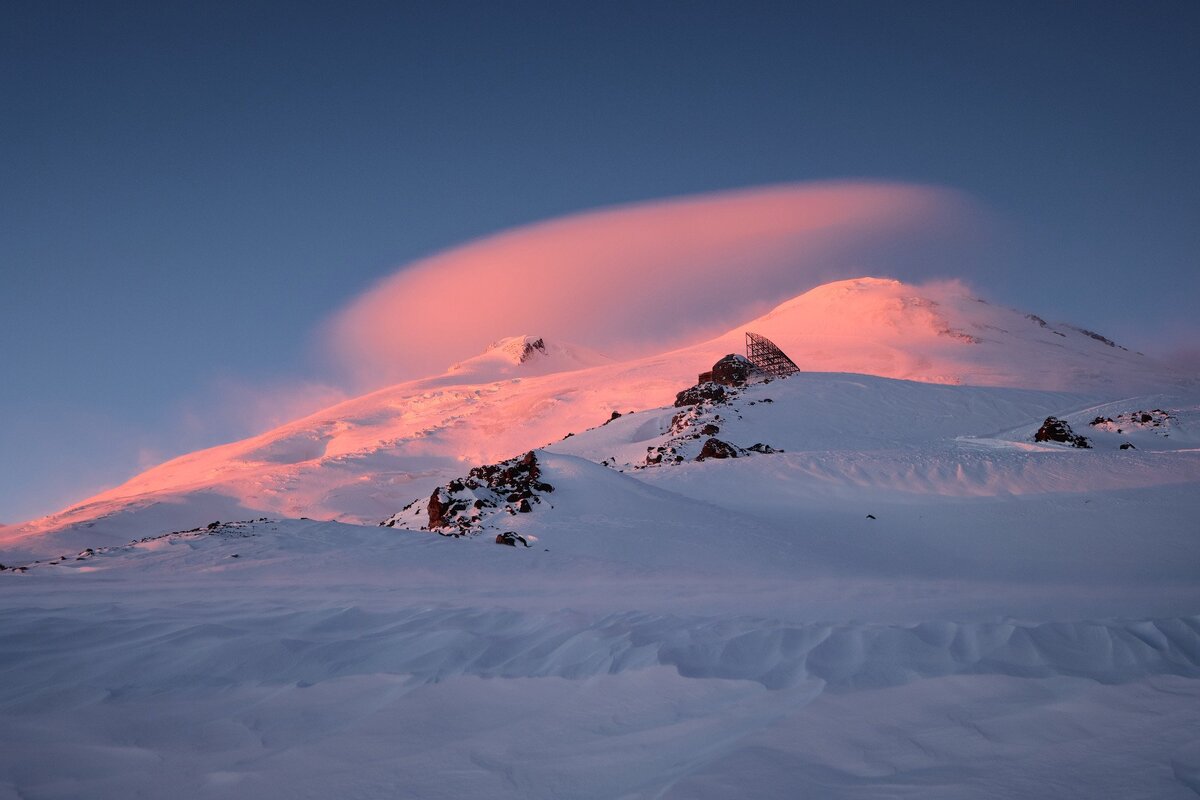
[{"x1": 745, "y1": 331, "x2": 800, "y2": 377}]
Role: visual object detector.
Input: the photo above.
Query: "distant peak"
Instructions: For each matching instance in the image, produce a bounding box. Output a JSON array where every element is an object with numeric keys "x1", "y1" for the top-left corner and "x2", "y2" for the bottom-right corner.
[
  {"x1": 485, "y1": 335, "x2": 548, "y2": 364},
  {"x1": 446, "y1": 335, "x2": 611, "y2": 378}
]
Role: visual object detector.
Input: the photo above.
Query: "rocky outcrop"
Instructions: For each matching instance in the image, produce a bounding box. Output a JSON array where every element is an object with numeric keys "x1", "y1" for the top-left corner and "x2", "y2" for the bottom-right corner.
[
  {"x1": 647, "y1": 379, "x2": 783, "y2": 468},
  {"x1": 428, "y1": 489, "x2": 454, "y2": 529},
  {"x1": 710, "y1": 354, "x2": 753, "y2": 387},
  {"x1": 1089, "y1": 409, "x2": 1174, "y2": 436},
  {"x1": 382, "y1": 450, "x2": 553, "y2": 535},
  {"x1": 674, "y1": 382, "x2": 730, "y2": 408},
  {"x1": 517, "y1": 337, "x2": 547, "y2": 362},
  {"x1": 696, "y1": 438, "x2": 742, "y2": 461},
  {"x1": 1034, "y1": 417, "x2": 1091, "y2": 448}
]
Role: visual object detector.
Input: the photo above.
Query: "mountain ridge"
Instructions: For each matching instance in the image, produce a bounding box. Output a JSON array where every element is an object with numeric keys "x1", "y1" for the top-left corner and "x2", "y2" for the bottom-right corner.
[{"x1": 2, "y1": 276, "x2": 1192, "y2": 557}]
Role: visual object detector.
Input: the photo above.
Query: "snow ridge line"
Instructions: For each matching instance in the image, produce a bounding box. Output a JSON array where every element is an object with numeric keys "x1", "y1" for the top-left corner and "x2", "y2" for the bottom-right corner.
[{"x1": 2, "y1": 608, "x2": 1196, "y2": 696}]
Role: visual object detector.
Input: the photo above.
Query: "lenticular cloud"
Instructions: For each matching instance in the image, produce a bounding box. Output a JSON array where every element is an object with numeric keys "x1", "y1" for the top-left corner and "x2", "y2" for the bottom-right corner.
[{"x1": 323, "y1": 181, "x2": 978, "y2": 386}]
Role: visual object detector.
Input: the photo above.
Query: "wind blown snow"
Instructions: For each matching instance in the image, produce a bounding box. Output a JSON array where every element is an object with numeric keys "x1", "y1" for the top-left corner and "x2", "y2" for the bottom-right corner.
[{"x1": 2, "y1": 277, "x2": 1198, "y2": 799}]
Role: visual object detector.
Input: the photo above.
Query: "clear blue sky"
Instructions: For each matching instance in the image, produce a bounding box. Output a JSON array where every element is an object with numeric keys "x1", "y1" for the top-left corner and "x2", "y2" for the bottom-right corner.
[{"x1": 3, "y1": 0, "x2": 1198, "y2": 521}]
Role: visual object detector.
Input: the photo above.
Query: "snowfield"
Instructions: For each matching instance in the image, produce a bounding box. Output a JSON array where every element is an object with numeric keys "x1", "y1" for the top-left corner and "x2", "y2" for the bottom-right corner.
[{"x1": 2, "y1": 278, "x2": 1198, "y2": 798}]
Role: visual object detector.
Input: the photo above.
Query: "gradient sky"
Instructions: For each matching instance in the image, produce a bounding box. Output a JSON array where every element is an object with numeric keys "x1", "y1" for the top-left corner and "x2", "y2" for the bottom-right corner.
[{"x1": 3, "y1": 1, "x2": 1198, "y2": 522}]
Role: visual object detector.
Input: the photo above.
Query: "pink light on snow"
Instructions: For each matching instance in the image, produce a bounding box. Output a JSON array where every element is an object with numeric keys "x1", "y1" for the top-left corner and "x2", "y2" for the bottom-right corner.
[{"x1": 321, "y1": 182, "x2": 979, "y2": 387}]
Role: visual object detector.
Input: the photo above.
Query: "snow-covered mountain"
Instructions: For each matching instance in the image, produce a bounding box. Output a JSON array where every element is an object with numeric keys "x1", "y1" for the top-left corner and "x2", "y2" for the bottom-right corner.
[
  {"x1": 2, "y1": 277, "x2": 1191, "y2": 559},
  {"x1": 3, "y1": 276, "x2": 1199, "y2": 799},
  {"x1": 446, "y1": 334, "x2": 612, "y2": 380}
]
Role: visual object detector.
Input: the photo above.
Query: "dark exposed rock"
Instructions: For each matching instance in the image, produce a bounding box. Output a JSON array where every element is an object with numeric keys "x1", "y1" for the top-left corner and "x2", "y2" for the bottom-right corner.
[
  {"x1": 393, "y1": 450, "x2": 554, "y2": 535},
  {"x1": 1120, "y1": 442, "x2": 1136, "y2": 450},
  {"x1": 1089, "y1": 409, "x2": 1173, "y2": 434},
  {"x1": 696, "y1": 437, "x2": 741, "y2": 461},
  {"x1": 495, "y1": 531, "x2": 529, "y2": 547},
  {"x1": 746, "y1": 443, "x2": 780, "y2": 454},
  {"x1": 207, "y1": 521, "x2": 220, "y2": 530},
  {"x1": 674, "y1": 382, "x2": 729, "y2": 407},
  {"x1": 1072, "y1": 327, "x2": 1117, "y2": 347},
  {"x1": 701, "y1": 423, "x2": 720, "y2": 436},
  {"x1": 428, "y1": 488, "x2": 453, "y2": 529},
  {"x1": 603, "y1": 411, "x2": 623, "y2": 425},
  {"x1": 1034, "y1": 417, "x2": 1091, "y2": 448},
  {"x1": 710, "y1": 354, "x2": 753, "y2": 387}
]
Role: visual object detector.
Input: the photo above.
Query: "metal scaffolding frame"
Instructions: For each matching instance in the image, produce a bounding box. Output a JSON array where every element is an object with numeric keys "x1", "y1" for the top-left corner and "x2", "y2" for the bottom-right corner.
[{"x1": 745, "y1": 331, "x2": 800, "y2": 378}]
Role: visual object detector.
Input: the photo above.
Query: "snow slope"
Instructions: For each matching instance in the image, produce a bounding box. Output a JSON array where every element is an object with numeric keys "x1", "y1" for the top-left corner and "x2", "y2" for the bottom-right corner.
[
  {"x1": 2, "y1": 276, "x2": 1198, "y2": 798},
  {"x1": 2, "y1": 465, "x2": 1198, "y2": 797},
  {"x1": 3, "y1": 278, "x2": 1190, "y2": 559}
]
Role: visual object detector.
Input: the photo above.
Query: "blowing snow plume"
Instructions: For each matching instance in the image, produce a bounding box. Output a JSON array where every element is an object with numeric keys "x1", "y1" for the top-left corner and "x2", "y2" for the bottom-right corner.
[{"x1": 324, "y1": 182, "x2": 982, "y2": 387}]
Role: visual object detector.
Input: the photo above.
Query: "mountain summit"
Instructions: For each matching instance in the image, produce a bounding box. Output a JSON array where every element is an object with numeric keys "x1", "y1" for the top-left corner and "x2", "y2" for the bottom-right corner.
[
  {"x1": 445, "y1": 335, "x2": 611, "y2": 380},
  {"x1": 2, "y1": 277, "x2": 1192, "y2": 558}
]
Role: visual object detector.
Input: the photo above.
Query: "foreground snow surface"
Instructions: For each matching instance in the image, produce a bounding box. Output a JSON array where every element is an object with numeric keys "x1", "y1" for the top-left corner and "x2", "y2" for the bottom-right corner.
[
  {"x1": 3, "y1": 462, "x2": 1200, "y2": 797},
  {"x1": 3, "y1": 274, "x2": 1199, "y2": 797}
]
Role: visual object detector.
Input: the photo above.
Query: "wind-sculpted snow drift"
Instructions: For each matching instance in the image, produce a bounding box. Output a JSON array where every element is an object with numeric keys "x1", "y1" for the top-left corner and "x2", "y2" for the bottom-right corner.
[{"x1": 2, "y1": 277, "x2": 1200, "y2": 798}]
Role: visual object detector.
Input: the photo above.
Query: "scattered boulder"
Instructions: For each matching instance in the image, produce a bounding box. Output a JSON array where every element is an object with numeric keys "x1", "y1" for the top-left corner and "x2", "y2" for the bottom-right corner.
[
  {"x1": 701, "y1": 423, "x2": 720, "y2": 436},
  {"x1": 746, "y1": 443, "x2": 780, "y2": 454},
  {"x1": 1034, "y1": 417, "x2": 1091, "y2": 448},
  {"x1": 696, "y1": 438, "x2": 741, "y2": 461},
  {"x1": 495, "y1": 532, "x2": 529, "y2": 547},
  {"x1": 603, "y1": 411, "x2": 623, "y2": 425},
  {"x1": 1120, "y1": 442, "x2": 1136, "y2": 450},
  {"x1": 1088, "y1": 409, "x2": 1173, "y2": 435}
]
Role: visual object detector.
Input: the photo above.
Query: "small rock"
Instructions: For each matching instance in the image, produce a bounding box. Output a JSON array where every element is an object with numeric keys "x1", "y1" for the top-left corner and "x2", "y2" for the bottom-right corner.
[
  {"x1": 1034, "y1": 417, "x2": 1091, "y2": 448},
  {"x1": 696, "y1": 438, "x2": 740, "y2": 461}
]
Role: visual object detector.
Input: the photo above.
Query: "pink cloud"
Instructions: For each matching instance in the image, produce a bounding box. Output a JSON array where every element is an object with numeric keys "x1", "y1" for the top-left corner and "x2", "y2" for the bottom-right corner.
[
  {"x1": 321, "y1": 182, "x2": 982, "y2": 387},
  {"x1": 174, "y1": 377, "x2": 351, "y2": 448}
]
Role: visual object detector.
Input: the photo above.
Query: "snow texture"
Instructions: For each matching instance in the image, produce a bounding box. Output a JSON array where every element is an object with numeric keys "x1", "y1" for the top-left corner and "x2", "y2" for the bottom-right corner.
[{"x1": 1, "y1": 277, "x2": 1198, "y2": 798}]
